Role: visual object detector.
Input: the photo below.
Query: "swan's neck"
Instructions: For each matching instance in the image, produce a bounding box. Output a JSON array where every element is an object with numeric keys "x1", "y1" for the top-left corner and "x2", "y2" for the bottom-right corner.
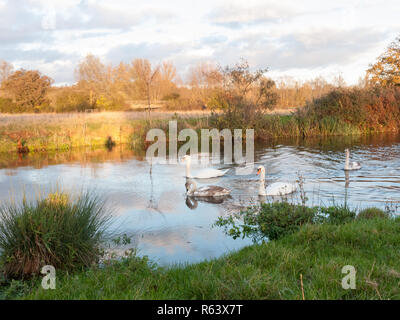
[
  {"x1": 345, "y1": 151, "x2": 350, "y2": 169},
  {"x1": 185, "y1": 158, "x2": 191, "y2": 177},
  {"x1": 258, "y1": 171, "x2": 266, "y2": 196}
]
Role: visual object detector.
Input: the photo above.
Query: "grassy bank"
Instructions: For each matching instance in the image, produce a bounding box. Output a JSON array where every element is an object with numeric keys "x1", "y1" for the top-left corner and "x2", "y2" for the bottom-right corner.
[
  {"x1": 1, "y1": 111, "x2": 399, "y2": 155},
  {"x1": 0, "y1": 111, "x2": 210, "y2": 153},
  {"x1": 0, "y1": 191, "x2": 399, "y2": 300},
  {"x1": 1, "y1": 217, "x2": 399, "y2": 299}
]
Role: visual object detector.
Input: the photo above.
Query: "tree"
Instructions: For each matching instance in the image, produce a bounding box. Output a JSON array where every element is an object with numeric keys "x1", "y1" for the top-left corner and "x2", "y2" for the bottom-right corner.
[
  {"x1": 75, "y1": 54, "x2": 110, "y2": 105},
  {"x1": 158, "y1": 61, "x2": 178, "y2": 99},
  {"x1": 367, "y1": 36, "x2": 400, "y2": 86},
  {"x1": 131, "y1": 59, "x2": 160, "y2": 122},
  {"x1": 0, "y1": 60, "x2": 14, "y2": 84},
  {"x1": 210, "y1": 59, "x2": 277, "y2": 129},
  {"x1": 188, "y1": 62, "x2": 222, "y2": 106},
  {"x1": 1, "y1": 69, "x2": 53, "y2": 111}
]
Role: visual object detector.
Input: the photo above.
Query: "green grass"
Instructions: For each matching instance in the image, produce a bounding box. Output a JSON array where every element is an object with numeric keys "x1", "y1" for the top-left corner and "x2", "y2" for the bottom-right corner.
[
  {"x1": 1, "y1": 217, "x2": 399, "y2": 300},
  {"x1": 357, "y1": 207, "x2": 390, "y2": 220}
]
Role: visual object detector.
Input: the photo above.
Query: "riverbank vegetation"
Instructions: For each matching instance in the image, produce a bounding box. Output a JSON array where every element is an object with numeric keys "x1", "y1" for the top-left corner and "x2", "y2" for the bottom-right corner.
[
  {"x1": 0, "y1": 191, "x2": 112, "y2": 280},
  {"x1": 0, "y1": 197, "x2": 399, "y2": 299},
  {"x1": 0, "y1": 86, "x2": 399, "y2": 154}
]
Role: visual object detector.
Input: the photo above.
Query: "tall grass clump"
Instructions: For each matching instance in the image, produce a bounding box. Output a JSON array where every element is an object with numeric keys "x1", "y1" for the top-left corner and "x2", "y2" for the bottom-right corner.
[
  {"x1": 357, "y1": 207, "x2": 390, "y2": 220},
  {"x1": 0, "y1": 191, "x2": 112, "y2": 279}
]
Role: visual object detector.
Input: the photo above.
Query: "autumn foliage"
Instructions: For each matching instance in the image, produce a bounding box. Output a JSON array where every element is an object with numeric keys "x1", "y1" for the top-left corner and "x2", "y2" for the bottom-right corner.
[
  {"x1": 1, "y1": 69, "x2": 53, "y2": 112},
  {"x1": 368, "y1": 36, "x2": 400, "y2": 87}
]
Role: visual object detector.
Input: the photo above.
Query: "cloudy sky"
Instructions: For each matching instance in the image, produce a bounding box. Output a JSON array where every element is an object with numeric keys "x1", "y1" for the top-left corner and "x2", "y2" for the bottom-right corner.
[{"x1": 1, "y1": 0, "x2": 399, "y2": 85}]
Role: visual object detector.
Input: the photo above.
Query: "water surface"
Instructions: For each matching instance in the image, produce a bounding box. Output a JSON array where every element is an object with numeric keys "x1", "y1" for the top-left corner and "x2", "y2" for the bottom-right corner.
[{"x1": 0, "y1": 133, "x2": 399, "y2": 265}]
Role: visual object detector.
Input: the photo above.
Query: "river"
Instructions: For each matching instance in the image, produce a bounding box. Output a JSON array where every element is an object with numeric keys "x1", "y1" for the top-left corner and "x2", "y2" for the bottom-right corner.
[{"x1": 0, "y1": 133, "x2": 399, "y2": 265}]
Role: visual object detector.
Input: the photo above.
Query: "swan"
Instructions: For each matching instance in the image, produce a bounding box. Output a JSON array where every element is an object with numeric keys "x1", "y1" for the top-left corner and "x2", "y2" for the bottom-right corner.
[
  {"x1": 182, "y1": 155, "x2": 229, "y2": 179},
  {"x1": 257, "y1": 165, "x2": 296, "y2": 196},
  {"x1": 344, "y1": 149, "x2": 361, "y2": 171},
  {"x1": 185, "y1": 179, "x2": 231, "y2": 197}
]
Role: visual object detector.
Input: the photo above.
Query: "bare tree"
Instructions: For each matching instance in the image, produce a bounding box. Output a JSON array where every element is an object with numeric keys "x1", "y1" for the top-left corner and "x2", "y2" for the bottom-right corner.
[
  {"x1": 75, "y1": 54, "x2": 109, "y2": 106},
  {"x1": 188, "y1": 61, "x2": 222, "y2": 106},
  {"x1": 131, "y1": 59, "x2": 160, "y2": 123},
  {"x1": 209, "y1": 59, "x2": 277, "y2": 128},
  {"x1": 0, "y1": 60, "x2": 14, "y2": 84},
  {"x1": 158, "y1": 61, "x2": 177, "y2": 98}
]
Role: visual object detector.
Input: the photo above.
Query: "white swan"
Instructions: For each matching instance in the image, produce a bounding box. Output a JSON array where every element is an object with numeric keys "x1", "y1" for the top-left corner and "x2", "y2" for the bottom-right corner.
[
  {"x1": 344, "y1": 149, "x2": 361, "y2": 171},
  {"x1": 182, "y1": 155, "x2": 229, "y2": 179},
  {"x1": 257, "y1": 165, "x2": 296, "y2": 196},
  {"x1": 185, "y1": 180, "x2": 231, "y2": 197}
]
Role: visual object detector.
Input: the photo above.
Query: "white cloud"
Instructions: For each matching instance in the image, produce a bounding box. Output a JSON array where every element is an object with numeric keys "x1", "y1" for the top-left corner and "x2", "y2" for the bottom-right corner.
[{"x1": 0, "y1": 0, "x2": 399, "y2": 85}]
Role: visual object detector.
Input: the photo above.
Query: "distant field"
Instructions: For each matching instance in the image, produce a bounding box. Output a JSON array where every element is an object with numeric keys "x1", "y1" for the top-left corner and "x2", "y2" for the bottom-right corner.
[
  {"x1": 0, "y1": 108, "x2": 297, "y2": 124},
  {"x1": 0, "y1": 110, "x2": 217, "y2": 153},
  {"x1": 0, "y1": 110, "x2": 209, "y2": 125},
  {"x1": 0, "y1": 108, "x2": 299, "y2": 153}
]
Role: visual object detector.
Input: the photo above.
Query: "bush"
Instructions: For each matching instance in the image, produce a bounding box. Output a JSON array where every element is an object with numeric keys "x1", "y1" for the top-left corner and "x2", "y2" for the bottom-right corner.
[
  {"x1": 0, "y1": 191, "x2": 112, "y2": 279},
  {"x1": 320, "y1": 205, "x2": 356, "y2": 224},
  {"x1": 298, "y1": 86, "x2": 400, "y2": 135},
  {"x1": 215, "y1": 202, "x2": 319, "y2": 241},
  {"x1": 54, "y1": 90, "x2": 93, "y2": 112},
  {"x1": 357, "y1": 207, "x2": 389, "y2": 220},
  {"x1": 215, "y1": 202, "x2": 374, "y2": 242}
]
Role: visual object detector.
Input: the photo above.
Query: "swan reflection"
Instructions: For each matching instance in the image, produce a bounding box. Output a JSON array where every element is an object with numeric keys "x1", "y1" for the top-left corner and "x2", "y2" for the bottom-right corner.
[{"x1": 185, "y1": 196, "x2": 229, "y2": 210}]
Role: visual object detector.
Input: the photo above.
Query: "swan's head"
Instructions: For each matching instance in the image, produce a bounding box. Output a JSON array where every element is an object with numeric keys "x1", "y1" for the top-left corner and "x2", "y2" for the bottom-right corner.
[
  {"x1": 345, "y1": 148, "x2": 349, "y2": 155},
  {"x1": 181, "y1": 155, "x2": 191, "y2": 162},
  {"x1": 185, "y1": 181, "x2": 191, "y2": 192},
  {"x1": 185, "y1": 180, "x2": 196, "y2": 194},
  {"x1": 257, "y1": 165, "x2": 265, "y2": 176}
]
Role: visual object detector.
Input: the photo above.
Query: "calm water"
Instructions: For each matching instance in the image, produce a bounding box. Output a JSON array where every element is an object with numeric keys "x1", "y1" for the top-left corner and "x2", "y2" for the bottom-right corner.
[{"x1": 0, "y1": 133, "x2": 399, "y2": 265}]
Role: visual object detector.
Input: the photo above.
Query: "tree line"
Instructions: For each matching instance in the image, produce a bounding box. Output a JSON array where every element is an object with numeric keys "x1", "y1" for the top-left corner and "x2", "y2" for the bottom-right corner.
[{"x1": 0, "y1": 35, "x2": 399, "y2": 114}]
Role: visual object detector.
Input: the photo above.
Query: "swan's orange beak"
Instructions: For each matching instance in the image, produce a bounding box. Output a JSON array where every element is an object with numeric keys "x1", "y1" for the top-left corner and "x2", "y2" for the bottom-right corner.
[{"x1": 257, "y1": 168, "x2": 261, "y2": 175}]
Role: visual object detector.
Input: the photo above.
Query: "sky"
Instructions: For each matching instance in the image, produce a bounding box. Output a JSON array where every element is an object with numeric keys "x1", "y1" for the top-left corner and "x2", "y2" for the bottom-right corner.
[{"x1": 0, "y1": 0, "x2": 399, "y2": 86}]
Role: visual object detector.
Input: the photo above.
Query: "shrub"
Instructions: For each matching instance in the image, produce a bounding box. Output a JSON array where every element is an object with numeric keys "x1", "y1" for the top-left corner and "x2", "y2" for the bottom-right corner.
[
  {"x1": 215, "y1": 202, "x2": 377, "y2": 242},
  {"x1": 215, "y1": 202, "x2": 319, "y2": 241},
  {"x1": 54, "y1": 90, "x2": 93, "y2": 112},
  {"x1": 357, "y1": 207, "x2": 389, "y2": 220},
  {"x1": 0, "y1": 191, "x2": 112, "y2": 279},
  {"x1": 320, "y1": 205, "x2": 356, "y2": 224},
  {"x1": 297, "y1": 86, "x2": 400, "y2": 135}
]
